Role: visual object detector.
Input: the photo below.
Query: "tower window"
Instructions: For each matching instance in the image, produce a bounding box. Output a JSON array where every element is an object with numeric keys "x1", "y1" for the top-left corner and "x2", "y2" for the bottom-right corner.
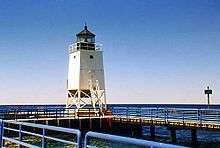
[
  {"x1": 90, "y1": 55, "x2": 94, "y2": 59},
  {"x1": 74, "y1": 56, "x2": 76, "y2": 59}
]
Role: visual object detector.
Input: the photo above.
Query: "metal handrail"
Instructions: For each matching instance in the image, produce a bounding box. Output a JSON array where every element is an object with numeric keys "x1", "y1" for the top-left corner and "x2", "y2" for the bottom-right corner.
[
  {"x1": 84, "y1": 131, "x2": 187, "y2": 148},
  {"x1": 0, "y1": 120, "x2": 3, "y2": 147},
  {"x1": 0, "y1": 108, "x2": 103, "y2": 120},
  {"x1": 0, "y1": 120, "x2": 81, "y2": 148},
  {"x1": 0, "y1": 119, "x2": 192, "y2": 148},
  {"x1": 111, "y1": 107, "x2": 220, "y2": 124},
  {"x1": 1, "y1": 107, "x2": 220, "y2": 125}
]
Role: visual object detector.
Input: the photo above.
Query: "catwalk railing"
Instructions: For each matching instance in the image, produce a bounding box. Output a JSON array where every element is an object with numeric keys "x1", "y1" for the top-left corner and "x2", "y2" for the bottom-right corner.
[
  {"x1": 84, "y1": 131, "x2": 186, "y2": 148},
  {"x1": 111, "y1": 107, "x2": 220, "y2": 124},
  {"x1": 0, "y1": 107, "x2": 220, "y2": 125},
  {"x1": 0, "y1": 120, "x2": 81, "y2": 148},
  {"x1": 0, "y1": 120, "x2": 186, "y2": 148},
  {"x1": 0, "y1": 108, "x2": 105, "y2": 120}
]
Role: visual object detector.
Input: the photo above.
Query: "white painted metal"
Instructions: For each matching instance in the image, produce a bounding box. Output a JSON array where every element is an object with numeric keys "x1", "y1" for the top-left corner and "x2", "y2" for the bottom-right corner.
[
  {"x1": 84, "y1": 131, "x2": 187, "y2": 148},
  {"x1": 66, "y1": 26, "x2": 106, "y2": 112},
  {"x1": 1, "y1": 120, "x2": 81, "y2": 148}
]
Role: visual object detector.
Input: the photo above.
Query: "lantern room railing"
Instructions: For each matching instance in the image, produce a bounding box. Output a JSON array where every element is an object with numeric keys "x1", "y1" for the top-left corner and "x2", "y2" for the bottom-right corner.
[{"x1": 69, "y1": 42, "x2": 103, "y2": 53}]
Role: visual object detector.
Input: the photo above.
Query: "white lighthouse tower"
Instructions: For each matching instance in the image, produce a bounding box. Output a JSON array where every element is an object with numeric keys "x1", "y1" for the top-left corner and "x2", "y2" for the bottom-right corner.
[{"x1": 67, "y1": 25, "x2": 106, "y2": 112}]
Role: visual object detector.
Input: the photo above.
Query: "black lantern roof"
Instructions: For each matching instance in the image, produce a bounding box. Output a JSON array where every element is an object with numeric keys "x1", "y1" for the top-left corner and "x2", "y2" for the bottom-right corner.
[{"x1": 76, "y1": 25, "x2": 95, "y2": 37}]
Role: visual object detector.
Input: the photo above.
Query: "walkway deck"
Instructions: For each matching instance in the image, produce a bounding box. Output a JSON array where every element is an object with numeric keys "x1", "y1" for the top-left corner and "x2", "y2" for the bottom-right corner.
[{"x1": 1, "y1": 107, "x2": 220, "y2": 130}]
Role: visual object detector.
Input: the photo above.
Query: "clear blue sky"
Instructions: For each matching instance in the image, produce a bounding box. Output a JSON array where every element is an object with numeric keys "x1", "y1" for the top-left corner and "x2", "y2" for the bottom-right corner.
[{"x1": 0, "y1": 0, "x2": 220, "y2": 104}]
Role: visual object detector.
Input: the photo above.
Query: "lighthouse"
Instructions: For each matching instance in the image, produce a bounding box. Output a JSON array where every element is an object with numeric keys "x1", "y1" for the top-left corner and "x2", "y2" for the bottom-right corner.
[{"x1": 67, "y1": 25, "x2": 106, "y2": 111}]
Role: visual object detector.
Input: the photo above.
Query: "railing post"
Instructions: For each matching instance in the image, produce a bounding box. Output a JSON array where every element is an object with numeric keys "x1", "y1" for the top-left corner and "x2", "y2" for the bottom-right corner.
[
  {"x1": 61, "y1": 108, "x2": 63, "y2": 117},
  {"x1": 150, "y1": 108, "x2": 152, "y2": 120},
  {"x1": 156, "y1": 107, "x2": 159, "y2": 119},
  {"x1": 14, "y1": 109, "x2": 17, "y2": 120},
  {"x1": 200, "y1": 110, "x2": 202, "y2": 124},
  {"x1": 47, "y1": 108, "x2": 50, "y2": 117},
  {"x1": 18, "y1": 124, "x2": 23, "y2": 148},
  {"x1": 77, "y1": 130, "x2": 82, "y2": 148},
  {"x1": 63, "y1": 108, "x2": 65, "y2": 117},
  {"x1": 83, "y1": 133, "x2": 88, "y2": 148},
  {"x1": 164, "y1": 108, "x2": 167, "y2": 122},
  {"x1": 219, "y1": 110, "x2": 220, "y2": 122},
  {"x1": 58, "y1": 108, "x2": 60, "y2": 117},
  {"x1": 197, "y1": 109, "x2": 201, "y2": 124},
  {"x1": 66, "y1": 108, "x2": 68, "y2": 118},
  {"x1": 140, "y1": 108, "x2": 142, "y2": 117},
  {"x1": 44, "y1": 108, "x2": 46, "y2": 117},
  {"x1": 42, "y1": 128, "x2": 46, "y2": 148},
  {"x1": 182, "y1": 111, "x2": 184, "y2": 124},
  {"x1": 56, "y1": 109, "x2": 58, "y2": 119},
  {"x1": 36, "y1": 109, "x2": 38, "y2": 119},
  {"x1": 0, "y1": 120, "x2": 4, "y2": 148}
]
